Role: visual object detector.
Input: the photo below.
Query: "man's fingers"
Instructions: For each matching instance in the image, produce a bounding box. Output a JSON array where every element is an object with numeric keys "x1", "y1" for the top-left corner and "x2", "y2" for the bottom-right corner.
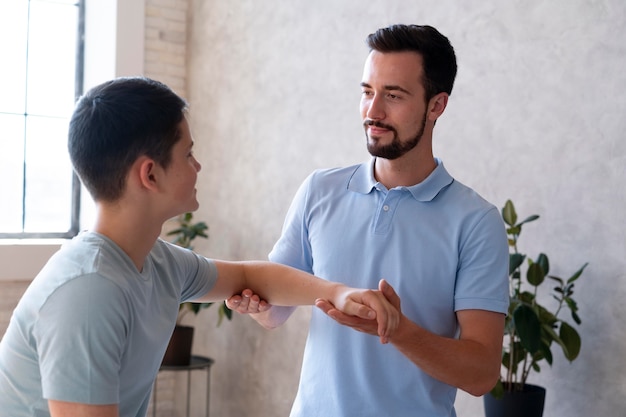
[
  {"x1": 316, "y1": 299, "x2": 370, "y2": 326},
  {"x1": 318, "y1": 290, "x2": 400, "y2": 344},
  {"x1": 379, "y1": 279, "x2": 401, "y2": 309}
]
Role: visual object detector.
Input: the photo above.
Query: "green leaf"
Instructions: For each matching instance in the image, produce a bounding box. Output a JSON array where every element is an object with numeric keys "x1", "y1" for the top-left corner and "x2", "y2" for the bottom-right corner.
[
  {"x1": 565, "y1": 297, "x2": 579, "y2": 313},
  {"x1": 538, "y1": 340, "x2": 553, "y2": 366},
  {"x1": 518, "y1": 291, "x2": 536, "y2": 304},
  {"x1": 216, "y1": 302, "x2": 233, "y2": 326},
  {"x1": 507, "y1": 226, "x2": 521, "y2": 237},
  {"x1": 559, "y1": 322, "x2": 581, "y2": 361},
  {"x1": 541, "y1": 322, "x2": 560, "y2": 345},
  {"x1": 536, "y1": 304, "x2": 558, "y2": 326},
  {"x1": 509, "y1": 253, "x2": 525, "y2": 275},
  {"x1": 222, "y1": 302, "x2": 233, "y2": 320},
  {"x1": 548, "y1": 275, "x2": 564, "y2": 286},
  {"x1": 527, "y1": 262, "x2": 545, "y2": 286},
  {"x1": 518, "y1": 214, "x2": 540, "y2": 225},
  {"x1": 502, "y1": 200, "x2": 517, "y2": 226},
  {"x1": 536, "y1": 253, "x2": 550, "y2": 276},
  {"x1": 513, "y1": 304, "x2": 541, "y2": 354},
  {"x1": 190, "y1": 303, "x2": 201, "y2": 314},
  {"x1": 567, "y1": 263, "x2": 589, "y2": 284}
]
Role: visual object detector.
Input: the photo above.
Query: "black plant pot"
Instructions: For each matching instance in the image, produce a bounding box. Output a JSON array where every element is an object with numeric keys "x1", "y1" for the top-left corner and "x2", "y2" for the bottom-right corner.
[
  {"x1": 483, "y1": 383, "x2": 546, "y2": 417},
  {"x1": 161, "y1": 325, "x2": 194, "y2": 367}
]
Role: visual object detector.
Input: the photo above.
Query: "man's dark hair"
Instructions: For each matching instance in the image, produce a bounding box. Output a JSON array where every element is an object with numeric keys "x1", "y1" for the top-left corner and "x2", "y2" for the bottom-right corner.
[
  {"x1": 68, "y1": 77, "x2": 188, "y2": 202},
  {"x1": 366, "y1": 24, "x2": 457, "y2": 101}
]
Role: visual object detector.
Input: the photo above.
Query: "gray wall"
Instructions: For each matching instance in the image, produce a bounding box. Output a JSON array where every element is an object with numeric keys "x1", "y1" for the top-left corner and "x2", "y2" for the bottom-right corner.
[{"x1": 184, "y1": 1, "x2": 626, "y2": 416}]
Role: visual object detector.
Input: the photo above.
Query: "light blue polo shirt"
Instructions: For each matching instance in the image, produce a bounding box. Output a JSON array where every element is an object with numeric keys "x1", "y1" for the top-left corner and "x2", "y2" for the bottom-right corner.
[{"x1": 270, "y1": 158, "x2": 509, "y2": 417}]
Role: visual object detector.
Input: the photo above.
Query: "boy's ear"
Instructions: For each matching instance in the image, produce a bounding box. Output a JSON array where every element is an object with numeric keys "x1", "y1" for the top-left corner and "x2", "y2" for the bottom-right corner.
[{"x1": 136, "y1": 157, "x2": 160, "y2": 191}]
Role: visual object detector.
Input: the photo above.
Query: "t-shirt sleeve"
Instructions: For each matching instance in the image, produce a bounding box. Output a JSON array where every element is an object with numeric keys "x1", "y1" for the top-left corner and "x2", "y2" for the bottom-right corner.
[
  {"x1": 163, "y1": 242, "x2": 218, "y2": 302},
  {"x1": 152, "y1": 239, "x2": 218, "y2": 303},
  {"x1": 34, "y1": 275, "x2": 130, "y2": 404},
  {"x1": 268, "y1": 173, "x2": 314, "y2": 272},
  {"x1": 454, "y1": 206, "x2": 510, "y2": 314}
]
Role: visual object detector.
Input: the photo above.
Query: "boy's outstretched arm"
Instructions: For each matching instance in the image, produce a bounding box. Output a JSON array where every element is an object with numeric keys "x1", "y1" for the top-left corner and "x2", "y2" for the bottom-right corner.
[{"x1": 199, "y1": 260, "x2": 399, "y2": 341}]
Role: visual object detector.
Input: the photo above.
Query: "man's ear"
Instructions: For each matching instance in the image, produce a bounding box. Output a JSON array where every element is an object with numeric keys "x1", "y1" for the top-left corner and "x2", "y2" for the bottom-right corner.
[{"x1": 427, "y1": 92, "x2": 449, "y2": 122}]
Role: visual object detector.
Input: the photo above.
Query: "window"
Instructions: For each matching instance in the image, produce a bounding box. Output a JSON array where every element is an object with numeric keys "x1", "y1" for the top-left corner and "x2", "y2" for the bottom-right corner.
[
  {"x1": 0, "y1": 0, "x2": 83, "y2": 238},
  {"x1": 0, "y1": 0, "x2": 144, "y2": 282}
]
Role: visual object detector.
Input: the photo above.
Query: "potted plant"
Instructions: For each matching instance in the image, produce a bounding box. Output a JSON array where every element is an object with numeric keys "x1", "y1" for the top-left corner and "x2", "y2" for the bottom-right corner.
[
  {"x1": 161, "y1": 212, "x2": 232, "y2": 366},
  {"x1": 484, "y1": 200, "x2": 588, "y2": 417}
]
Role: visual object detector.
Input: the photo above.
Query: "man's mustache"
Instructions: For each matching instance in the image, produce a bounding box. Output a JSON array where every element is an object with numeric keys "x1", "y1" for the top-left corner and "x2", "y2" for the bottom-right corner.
[{"x1": 363, "y1": 119, "x2": 396, "y2": 132}]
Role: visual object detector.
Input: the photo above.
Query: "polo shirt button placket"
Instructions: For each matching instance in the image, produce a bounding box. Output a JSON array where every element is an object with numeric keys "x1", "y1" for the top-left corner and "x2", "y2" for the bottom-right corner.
[{"x1": 375, "y1": 191, "x2": 400, "y2": 234}]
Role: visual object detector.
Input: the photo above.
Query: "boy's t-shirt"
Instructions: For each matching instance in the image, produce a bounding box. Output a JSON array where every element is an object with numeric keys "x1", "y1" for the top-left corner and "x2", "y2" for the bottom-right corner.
[{"x1": 0, "y1": 231, "x2": 217, "y2": 417}]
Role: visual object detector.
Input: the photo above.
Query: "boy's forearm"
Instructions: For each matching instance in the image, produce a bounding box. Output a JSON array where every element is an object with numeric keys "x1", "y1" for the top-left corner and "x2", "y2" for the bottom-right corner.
[
  {"x1": 207, "y1": 260, "x2": 341, "y2": 307},
  {"x1": 208, "y1": 260, "x2": 386, "y2": 333},
  {"x1": 249, "y1": 305, "x2": 297, "y2": 329},
  {"x1": 240, "y1": 261, "x2": 343, "y2": 306}
]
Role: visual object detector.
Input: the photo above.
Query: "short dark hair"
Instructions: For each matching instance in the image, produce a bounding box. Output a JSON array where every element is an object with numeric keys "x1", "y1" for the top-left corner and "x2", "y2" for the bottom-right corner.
[
  {"x1": 68, "y1": 77, "x2": 188, "y2": 202},
  {"x1": 366, "y1": 24, "x2": 457, "y2": 101}
]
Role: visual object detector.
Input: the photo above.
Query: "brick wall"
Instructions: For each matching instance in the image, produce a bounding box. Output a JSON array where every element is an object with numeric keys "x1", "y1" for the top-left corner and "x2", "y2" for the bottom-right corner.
[
  {"x1": 144, "y1": 0, "x2": 189, "y2": 97},
  {"x1": 0, "y1": 281, "x2": 29, "y2": 336},
  {"x1": 143, "y1": 1, "x2": 190, "y2": 415}
]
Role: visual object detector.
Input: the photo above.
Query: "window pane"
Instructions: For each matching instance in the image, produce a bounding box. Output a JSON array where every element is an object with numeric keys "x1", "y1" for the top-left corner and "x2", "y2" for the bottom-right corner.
[
  {"x1": 0, "y1": 114, "x2": 26, "y2": 232},
  {"x1": 0, "y1": 0, "x2": 81, "y2": 237},
  {"x1": 0, "y1": 1, "x2": 28, "y2": 114},
  {"x1": 23, "y1": 116, "x2": 74, "y2": 233},
  {"x1": 27, "y1": 0, "x2": 78, "y2": 117}
]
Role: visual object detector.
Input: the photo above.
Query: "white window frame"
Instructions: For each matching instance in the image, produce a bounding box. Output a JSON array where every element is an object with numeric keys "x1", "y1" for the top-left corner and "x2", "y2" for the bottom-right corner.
[
  {"x1": 0, "y1": 0, "x2": 83, "y2": 240},
  {"x1": 0, "y1": 0, "x2": 145, "y2": 282}
]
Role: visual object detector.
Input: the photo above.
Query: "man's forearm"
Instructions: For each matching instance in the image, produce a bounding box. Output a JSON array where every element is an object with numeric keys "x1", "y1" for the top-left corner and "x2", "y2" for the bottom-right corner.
[{"x1": 389, "y1": 311, "x2": 504, "y2": 396}]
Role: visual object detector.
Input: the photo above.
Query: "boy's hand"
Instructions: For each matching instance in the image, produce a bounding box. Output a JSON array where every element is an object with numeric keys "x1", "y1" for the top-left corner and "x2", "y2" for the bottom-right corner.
[
  {"x1": 317, "y1": 279, "x2": 401, "y2": 344},
  {"x1": 226, "y1": 289, "x2": 272, "y2": 314}
]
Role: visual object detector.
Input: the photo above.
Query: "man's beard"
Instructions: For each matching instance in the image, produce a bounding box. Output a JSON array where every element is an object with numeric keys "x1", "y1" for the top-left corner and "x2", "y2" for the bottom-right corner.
[{"x1": 364, "y1": 112, "x2": 427, "y2": 160}]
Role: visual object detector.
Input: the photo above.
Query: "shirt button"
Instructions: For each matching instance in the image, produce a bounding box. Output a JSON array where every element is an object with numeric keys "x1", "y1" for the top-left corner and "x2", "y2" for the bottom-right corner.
[{"x1": 383, "y1": 205, "x2": 390, "y2": 212}]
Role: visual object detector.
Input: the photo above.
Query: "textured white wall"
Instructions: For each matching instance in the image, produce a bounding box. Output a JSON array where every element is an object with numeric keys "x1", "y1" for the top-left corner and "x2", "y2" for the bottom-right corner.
[{"x1": 185, "y1": 1, "x2": 626, "y2": 416}]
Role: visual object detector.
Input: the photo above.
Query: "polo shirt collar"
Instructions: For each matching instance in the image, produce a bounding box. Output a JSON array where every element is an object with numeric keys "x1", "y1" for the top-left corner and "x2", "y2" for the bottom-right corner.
[{"x1": 347, "y1": 157, "x2": 454, "y2": 202}]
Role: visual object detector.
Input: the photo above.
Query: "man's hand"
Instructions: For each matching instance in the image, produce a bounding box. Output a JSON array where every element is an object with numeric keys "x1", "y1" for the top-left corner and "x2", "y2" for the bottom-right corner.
[{"x1": 316, "y1": 279, "x2": 401, "y2": 344}]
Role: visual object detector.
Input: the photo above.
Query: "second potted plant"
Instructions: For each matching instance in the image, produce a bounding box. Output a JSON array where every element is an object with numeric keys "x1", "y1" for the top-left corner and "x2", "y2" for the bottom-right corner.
[{"x1": 484, "y1": 200, "x2": 588, "y2": 417}]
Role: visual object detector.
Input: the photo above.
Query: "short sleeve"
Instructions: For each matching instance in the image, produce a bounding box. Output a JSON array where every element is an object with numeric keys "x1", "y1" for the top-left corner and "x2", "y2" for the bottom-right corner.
[
  {"x1": 161, "y1": 242, "x2": 218, "y2": 302},
  {"x1": 269, "y1": 173, "x2": 314, "y2": 272},
  {"x1": 454, "y1": 206, "x2": 510, "y2": 314}
]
